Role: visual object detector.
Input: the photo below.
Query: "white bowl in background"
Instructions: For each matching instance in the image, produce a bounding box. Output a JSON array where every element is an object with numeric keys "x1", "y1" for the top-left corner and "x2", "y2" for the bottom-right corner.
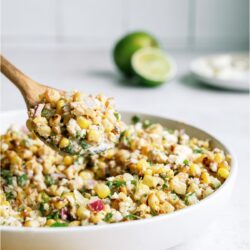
[
  {"x1": 0, "y1": 110, "x2": 237, "y2": 250},
  {"x1": 190, "y1": 53, "x2": 249, "y2": 91}
]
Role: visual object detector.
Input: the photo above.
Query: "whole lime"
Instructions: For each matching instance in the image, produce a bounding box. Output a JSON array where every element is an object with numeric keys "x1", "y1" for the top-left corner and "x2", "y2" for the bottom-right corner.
[{"x1": 113, "y1": 31, "x2": 159, "y2": 76}]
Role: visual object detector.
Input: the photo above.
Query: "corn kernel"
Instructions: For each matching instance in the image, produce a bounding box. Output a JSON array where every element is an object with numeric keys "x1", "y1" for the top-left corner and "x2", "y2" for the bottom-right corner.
[
  {"x1": 214, "y1": 153, "x2": 224, "y2": 163},
  {"x1": 136, "y1": 159, "x2": 149, "y2": 172},
  {"x1": 77, "y1": 205, "x2": 90, "y2": 220},
  {"x1": 46, "y1": 219, "x2": 56, "y2": 226},
  {"x1": 218, "y1": 161, "x2": 229, "y2": 169},
  {"x1": 201, "y1": 172, "x2": 210, "y2": 184},
  {"x1": 45, "y1": 89, "x2": 61, "y2": 103},
  {"x1": 77, "y1": 116, "x2": 91, "y2": 129},
  {"x1": 134, "y1": 183, "x2": 150, "y2": 200},
  {"x1": 24, "y1": 220, "x2": 40, "y2": 227},
  {"x1": 63, "y1": 156, "x2": 73, "y2": 166},
  {"x1": 217, "y1": 167, "x2": 229, "y2": 179},
  {"x1": 69, "y1": 221, "x2": 81, "y2": 227},
  {"x1": 95, "y1": 183, "x2": 111, "y2": 198},
  {"x1": 59, "y1": 137, "x2": 70, "y2": 148},
  {"x1": 56, "y1": 99, "x2": 65, "y2": 113},
  {"x1": 2, "y1": 201, "x2": 10, "y2": 206},
  {"x1": 73, "y1": 92, "x2": 82, "y2": 102},
  {"x1": 54, "y1": 200, "x2": 67, "y2": 209},
  {"x1": 170, "y1": 177, "x2": 187, "y2": 195},
  {"x1": 87, "y1": 130, "x2": 100, "y2": 143},
  {"x1": 130, "y1": 140, "x2": 137, "y2": 151},
  {"x1": 80, "y1": 170, "x2": 94, "y2": 180},
  {"x1": 148, "y1": 193, "x2": 160, "y2": 211},
  {"x1": 143, "y1": 175, "x2": 158, "y2": 188},
  {"x1": 37, "y1": 125, "x2": 51, "y2": 138},
  {"x1": 189, "y1": 164, "x2": 201, "y2": 177},
  {"x1": 145, "y1": 169, "x2": 153, "y2": 175},
  {"x1": 103, "y1": 119, "x2": 114, "y2": 132},
  {"x1": 90, "y1": 213, "x2": 103, "y2": 224}
]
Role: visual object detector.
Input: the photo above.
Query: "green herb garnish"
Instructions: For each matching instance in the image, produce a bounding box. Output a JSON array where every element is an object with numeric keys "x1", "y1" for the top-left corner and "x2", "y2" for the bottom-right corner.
[
  {"x1": 17, "y1": 174, "x2": 28, "y2": 187},
  {"x1": 79, "y1": 139, "x2": 89, "y2": 150},
  {"x1": 1, "y1": 170, "x2": 13, "y2": 185},
  {"x1": 45, "y1": 175, "x2": 54, "y2": 186},
  {"x1": 47, "y1": 211, "x2": 60, "y2": 220},
  {"x1": 64, "y1": 143, "x2": 76, "y2": 155},
  {"x1": 183, "y1": 159, "x2": 189, "y2": 166},
  {"x1": 193, "y1": 148, "x2": 203, "y2": 154},
  {"x1": 143, "y1": 120, "x2": 152, "y2": 129},
  {"x1": 162, "y1": 183, "x2": 168, "y2": 190},
  {"x1": 41, "y1": 192, "x2": 50, "y2": 202},
  {"x1": 131, "y1": 180, "x2": 137, "y2": 186},
  {"x1": 132, "y1": 115, "x2": 140, "y2": 124},
  {"x1": 107, "y1": 180, "x2": 126, "y2": 189},
  {"x1": 150, "y1": 210, "x2": 158, "y2": 216},
  {"x1": 103, "y1": 212, "x2": 113, "y2": 222},
  {"x1": 124, "y1": 214, "x2": 139, "y2": 220},
  {"x1": 114, "y1": 112, "x2": 121, "y2": 121},
  {"x1": 184, "y1": 192, "x2": 195, "y2": 205},
  {"x1": 50, "y1": 222, "x2": 68, "y2": 227},
  {"x1": 38, "y1": 203, "x2": 46, "y2": 216},
  {"x1": 6, "y1": 191, "x2": 15, "y2": 201},
  {"x1": 41, "y1": 108, "x2": 55, "y2": 119}
]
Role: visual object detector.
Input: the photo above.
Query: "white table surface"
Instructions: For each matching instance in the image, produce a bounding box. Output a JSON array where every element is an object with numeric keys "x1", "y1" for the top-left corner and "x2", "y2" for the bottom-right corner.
[{"x1": 1, "y1": 49, "x2": 249, "y2": 250}]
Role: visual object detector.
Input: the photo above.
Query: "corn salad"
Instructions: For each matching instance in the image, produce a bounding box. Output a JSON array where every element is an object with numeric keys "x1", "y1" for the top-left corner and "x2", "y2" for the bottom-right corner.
[
  {"x1": 0, "y1": 117, "x2": 231, "y2": 227},
  {"x1": 27, "y1": 90, "x2": 123, "y2": 155}
]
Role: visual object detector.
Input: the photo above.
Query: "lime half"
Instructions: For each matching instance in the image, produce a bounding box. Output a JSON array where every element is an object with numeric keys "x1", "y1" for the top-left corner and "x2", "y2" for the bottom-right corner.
[{"x1": 131, "y1": 47, "x2": 176, "y2": 87}]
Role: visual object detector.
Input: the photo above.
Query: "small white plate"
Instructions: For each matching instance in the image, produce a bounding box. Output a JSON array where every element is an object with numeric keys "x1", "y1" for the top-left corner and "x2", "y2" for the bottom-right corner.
[{"x1": 190, "y1": 53, "x2": 249, "y2": 91}]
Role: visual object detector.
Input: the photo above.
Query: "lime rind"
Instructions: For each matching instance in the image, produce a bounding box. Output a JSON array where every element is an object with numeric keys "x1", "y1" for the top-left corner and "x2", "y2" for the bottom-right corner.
[{"x1": 131, "y1": 48, "x2": 176, "y2": 86}]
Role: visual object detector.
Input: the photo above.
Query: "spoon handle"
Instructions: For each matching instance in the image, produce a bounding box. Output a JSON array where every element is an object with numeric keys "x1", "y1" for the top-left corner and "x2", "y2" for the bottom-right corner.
[{"x1": 0, "y1": 55, "x2": 45, "y2": 108}]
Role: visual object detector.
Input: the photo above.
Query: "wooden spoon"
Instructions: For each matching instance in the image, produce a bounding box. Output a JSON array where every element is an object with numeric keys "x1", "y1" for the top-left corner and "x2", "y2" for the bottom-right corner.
[
  {"x1": 0, "y1": 55, "x2": 111, "y2": 156},
  {"x1": 0, "y1": 55, "x2": 64, "y2": 108}
]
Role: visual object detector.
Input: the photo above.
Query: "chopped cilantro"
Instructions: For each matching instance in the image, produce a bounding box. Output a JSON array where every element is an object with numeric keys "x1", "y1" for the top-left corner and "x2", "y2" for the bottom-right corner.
[
  {"x1": 143, "y1": 120, "x2": 152, "y2": 129},
  {"x1": 45, "y1": 175, "x2": 54, "y2": 186},
  {"x1": 119, "y1": 131, "x2": 126, "y2": 142},
  {"x1": 79, "y1": 139, "x2": 89, "y2": 150},
  {"x1": 124, "y1": 214, "x2": 139, "y2": 220},
  {"x1": 114, "y1": 112, "x2": 121, "y2": 121},
  {"x1": 38, "y1": 203, "x2": 46, "y2": 216},
  {"x1": 47, "y1": 211, "x2": 60, "y2": 220},
  {"x1": 6, "y1": 191, "x2": 15, "y2": 201},
  {"x1": 103, "y1": 212, "x2": 113, "y2": 222},
  {"x1": 107, "y1": 180, "x2": 126, "y2": 189},
  {"x1": 41, "y1": 192, "x2": 50, "y2": 202},
  {"x1": 64, "y1": 143, "x2": 76, "y2": 155},
  {"x1": 41, "y1": 108, "x2": 55, "y2": 119},
  {"x1": 151, "y1": 210, "x2": 158, "y2": 216},
  {"x1": 50, "y1": 222, "x2": 68, "y2": 227},
  {"x1": 17, "y1": 174, "x2": 28, "y2": 187},
  {"x1": 184, "y1": 192, "x2": 195, "y2": 205},
  {"x1": 132, "y1": 115, "x2": 140, "y2": 124},
  {"x1": 193, "y1": 148, "x2": 203, "y2": 154},
  {"x1": 183, "y1": 159, "x2": 189, "y2": 166},
  {"x1": 162, "y1": 183, "x2": 168, "y2": 190},
  {"x1": 1, "y1": 170, "x2": 13, "y2": 185},
  {"x1": 131, "y1": 180, "x2": 137, "y2": 186}
]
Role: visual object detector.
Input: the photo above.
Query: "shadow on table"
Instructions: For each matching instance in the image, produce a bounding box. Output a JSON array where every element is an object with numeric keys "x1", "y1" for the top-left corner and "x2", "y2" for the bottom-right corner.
[
  {"x1": 179, "y1": 73, "x2": 249, "y2": 94},
  {"x1": 84, "y1": 69, "x2": 155, "y2": 89}
]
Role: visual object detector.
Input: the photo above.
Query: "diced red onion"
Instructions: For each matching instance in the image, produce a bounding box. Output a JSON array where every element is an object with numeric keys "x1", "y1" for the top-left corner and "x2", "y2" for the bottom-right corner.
[{"x1": 88, "y1": 199, "x2": 104, "y2": 212}]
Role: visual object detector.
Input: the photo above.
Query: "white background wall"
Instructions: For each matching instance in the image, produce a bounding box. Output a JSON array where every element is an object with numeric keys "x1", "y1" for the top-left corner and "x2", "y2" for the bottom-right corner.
[{"x1": 1, "y1": 0, "x2": 249, "y2": 51}]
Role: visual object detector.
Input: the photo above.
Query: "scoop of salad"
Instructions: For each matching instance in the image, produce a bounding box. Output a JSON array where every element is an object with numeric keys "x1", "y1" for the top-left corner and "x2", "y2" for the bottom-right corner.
[{"x1": 27, "y1": 89, "x2": 124, "y2": 155}]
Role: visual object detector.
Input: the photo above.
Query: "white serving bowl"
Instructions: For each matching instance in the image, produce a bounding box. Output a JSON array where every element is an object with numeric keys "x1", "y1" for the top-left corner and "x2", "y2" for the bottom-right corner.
[{"x1": 0, "y1": 110, "x2": 237, "y2": 250}]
